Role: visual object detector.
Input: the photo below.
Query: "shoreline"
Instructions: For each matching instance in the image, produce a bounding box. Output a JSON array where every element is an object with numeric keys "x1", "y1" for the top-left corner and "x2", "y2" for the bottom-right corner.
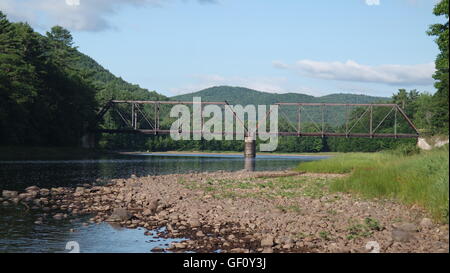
[
  {"x1": 0, "y1": 146, "x2": 336, "y2": 161},
  {"x1": 118, "y1": 151, "x2": 337, "y2": 157},
  {"x1": 1, "y1": 170, "x2": 448, "y2": 253}
]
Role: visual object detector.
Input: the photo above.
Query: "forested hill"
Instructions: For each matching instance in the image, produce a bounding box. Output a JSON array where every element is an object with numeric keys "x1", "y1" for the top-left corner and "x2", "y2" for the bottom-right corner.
[
  {"x1": 0, "y1": 11, "x2": 166, "y2": 146},
  {"x1": 74, "y1": 52, "x2": 167, "y2": 104},
  {"x1": 171, "y1": 86, "x2": 389, "y2": 105}
]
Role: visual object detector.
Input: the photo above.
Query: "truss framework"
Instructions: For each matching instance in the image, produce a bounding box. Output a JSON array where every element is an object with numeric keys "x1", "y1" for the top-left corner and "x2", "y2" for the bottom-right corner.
[{"x1": 95, "y1": 100, "x2": 419, "y2": 138}]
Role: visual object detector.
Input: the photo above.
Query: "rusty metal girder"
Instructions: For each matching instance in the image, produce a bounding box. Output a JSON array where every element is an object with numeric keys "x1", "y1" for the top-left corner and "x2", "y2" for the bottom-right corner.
[{"x1": 95, "y1": 100, "x2": 419, "y2": 138}]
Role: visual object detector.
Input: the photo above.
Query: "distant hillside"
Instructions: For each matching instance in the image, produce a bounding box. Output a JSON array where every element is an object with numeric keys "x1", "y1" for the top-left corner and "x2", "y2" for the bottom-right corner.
[
  {"x1": 171, "y1": 86, "x2": 390, "y2": 125},
  {"x1": 171, "y1": 86, "x2": 389, "y2": 105}
]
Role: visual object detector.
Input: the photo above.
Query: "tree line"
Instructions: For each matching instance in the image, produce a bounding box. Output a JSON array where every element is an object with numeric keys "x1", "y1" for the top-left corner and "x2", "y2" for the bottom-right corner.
[{"x1": 1, "y1": 0, "x2": 448, "y2": 153}]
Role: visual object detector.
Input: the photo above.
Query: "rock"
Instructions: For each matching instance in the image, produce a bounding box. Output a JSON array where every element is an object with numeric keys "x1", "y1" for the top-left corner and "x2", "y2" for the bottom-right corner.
[
  {"x1": 262, "y1": 247, "x2": 273, "y2": 253},
  {"x1": 282, "y1": 244, "x2": 292, "y2": 249},
  {"x1": 196, "y1": 231, "x2": 205, "y2": 237},
  {"x1": 143, "y1": 208, "x2": 154, "y2": 216},
  {"x1": 39, "y1": 189, "x2": 50, "y2": 196},
  {"x1": 106, "y1": 207, "x2": 131, "y2": 222},
  {"x1": 172, "y1": 242, "x2": 186, "y2": 249},
  {"x1": 260, "y1": 235, "x2": 274, "y2": 247},
  {"x1": 230, "y1": 248, "x2": 248, "y2": 253},
  {"x1": 53, "y1": 213, "x2": 64, "y2": 220},
  {"x1": 74, "y1": 187, "x2": 85, "y2": 196},
  {"x1": 33, "y1": 199, "x2": 41, "y2": 206},
  {"x1": 149, "y1": 199, "x2": 159, "y2": 211},
  {"x1": 391, "y1": 229, "x2": 414, "y2": 242},
  {"x1": 151, "y1": 247, "x2": 164, "y2": 252},
  {"x1": 25, "y1": 186, "x2": 40, "y2": 192},
  {"x1": 2, "y1": 190, "x2": 18, "y2": 199},
  {"x1": 189, "y1": 219, "x2": 201, "y2": 228},
  {"x1": 419, "y1": 218, "x2": 433, "y2": 229},
  {"x1": 394, "y1": 222, "x2": 418, "y2": 232}
]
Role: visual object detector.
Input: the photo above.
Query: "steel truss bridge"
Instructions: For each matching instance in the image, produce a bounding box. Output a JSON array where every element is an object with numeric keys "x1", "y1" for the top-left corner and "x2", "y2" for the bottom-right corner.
[{"x1": 95, "y1": 100, "x2": 419, "y2": 139}]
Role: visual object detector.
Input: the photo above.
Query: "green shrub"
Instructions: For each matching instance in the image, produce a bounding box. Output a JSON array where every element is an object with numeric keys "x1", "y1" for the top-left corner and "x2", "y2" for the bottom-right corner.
[{"x1": 387, "y1": 142, "x2": 421, "y2": 156}]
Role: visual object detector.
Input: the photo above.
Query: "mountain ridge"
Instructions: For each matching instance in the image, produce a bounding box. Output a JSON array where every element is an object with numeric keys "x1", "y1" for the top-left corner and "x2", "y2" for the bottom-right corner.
[{"x1": 171, "y1": 86, "x2": 390, "y2": 105}]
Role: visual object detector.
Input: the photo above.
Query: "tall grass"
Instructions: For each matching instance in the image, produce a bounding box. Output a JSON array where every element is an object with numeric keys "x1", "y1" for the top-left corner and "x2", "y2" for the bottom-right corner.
[{"x1": 296, "y1": 145, "x2": 449, "y2": 222}]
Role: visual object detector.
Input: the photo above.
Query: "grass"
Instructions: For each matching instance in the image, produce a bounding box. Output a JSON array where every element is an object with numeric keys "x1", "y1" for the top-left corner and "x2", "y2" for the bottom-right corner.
[
  {"x1": 178, "y1": 175, "x2": 331, "y2": 200},
  {"x1": 296, "y1": 145, "x2": 449, "y2": 223},
  {"x1": 295, "y1": 152, "x2": 390, "y2": 174}
]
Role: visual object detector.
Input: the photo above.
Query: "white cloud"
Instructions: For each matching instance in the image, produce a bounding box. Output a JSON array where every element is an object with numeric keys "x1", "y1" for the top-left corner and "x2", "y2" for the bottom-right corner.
[
  {"x1": 365, "y1": 0, "x2": 380, "y2": 6},
  {"x1": 273, "y1": 59, "x2": 435, "y2": 86},
  {"x1": 65, "y1": 0, "x2": 80, "y2": 7},
  {"x1": 168, "y1": 74, "x2": 289, "y2": 95},
  {"x1": 0, "y1": 0, "x2": 215, "y2": 32}
]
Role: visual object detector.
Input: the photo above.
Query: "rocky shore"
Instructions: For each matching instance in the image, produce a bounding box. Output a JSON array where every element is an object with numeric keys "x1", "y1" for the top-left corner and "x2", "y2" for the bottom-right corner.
[{"x1": 1, "y1": 170, "x2": 449, "y2": 253}]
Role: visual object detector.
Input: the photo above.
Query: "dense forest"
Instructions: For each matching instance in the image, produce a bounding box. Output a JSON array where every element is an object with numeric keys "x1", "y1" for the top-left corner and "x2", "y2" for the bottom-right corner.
[
  {"x1": 0, "y1": 0, "x2": 448, "y2": 154},
  {"x1": 0, "y1": 11, "x2": 166, "y2": 147}
]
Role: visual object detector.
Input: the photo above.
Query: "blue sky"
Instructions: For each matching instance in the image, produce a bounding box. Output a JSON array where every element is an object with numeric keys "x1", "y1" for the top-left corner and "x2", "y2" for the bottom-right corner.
[{"x1": 0, "y1": 0, "x2": 444, "y2": 97}]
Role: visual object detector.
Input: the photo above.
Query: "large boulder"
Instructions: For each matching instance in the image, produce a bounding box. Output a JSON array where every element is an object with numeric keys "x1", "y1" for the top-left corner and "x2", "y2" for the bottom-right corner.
[
  {"x1": 391, "y1": 229, "x2": 414, "y2": 242},
  {"x1": 143, "y1": 199, "x2": 159, "y2": 216}
]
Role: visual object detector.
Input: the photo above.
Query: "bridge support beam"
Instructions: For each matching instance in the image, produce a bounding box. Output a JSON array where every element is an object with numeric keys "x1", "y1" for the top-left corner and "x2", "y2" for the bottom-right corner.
[{"x1": 244, "y1": 135, "x2": 256, "y2": 158}]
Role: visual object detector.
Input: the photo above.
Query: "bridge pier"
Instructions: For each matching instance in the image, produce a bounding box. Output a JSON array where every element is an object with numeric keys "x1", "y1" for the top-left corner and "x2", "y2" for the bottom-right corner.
[{"x1": 244, "y1": 135, "x2": 256, "y2": 158}]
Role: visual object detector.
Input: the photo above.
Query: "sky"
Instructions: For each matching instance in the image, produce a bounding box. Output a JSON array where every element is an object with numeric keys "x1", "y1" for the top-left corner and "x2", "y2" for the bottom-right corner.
[{"x1": 0, "y1": 0, "x2": 444, "y2": 97}]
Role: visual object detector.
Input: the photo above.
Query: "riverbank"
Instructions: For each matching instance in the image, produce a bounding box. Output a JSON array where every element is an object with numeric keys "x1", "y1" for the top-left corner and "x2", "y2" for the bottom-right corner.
[
  {"x1": 2, "y1": 170, "x2": 448, "y2": 253},
  {"x1": 118, "y1": 150, "x2": 337, "y2": 157}
]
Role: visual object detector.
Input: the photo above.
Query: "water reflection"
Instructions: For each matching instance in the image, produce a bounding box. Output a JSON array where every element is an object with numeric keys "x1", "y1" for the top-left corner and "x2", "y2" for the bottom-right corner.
[
  {"x1": 0, "y1": 206, "x2": 184, "y2": 253},
  {"x1": 0, "y1": 153, "x2": 329, "y2": 253},
  {"x1": 0, "y1": 154, "x2": 329, "y2": 191},
  {"x1": 244, "y1": 158, "x2": 256, "y2": 171}
]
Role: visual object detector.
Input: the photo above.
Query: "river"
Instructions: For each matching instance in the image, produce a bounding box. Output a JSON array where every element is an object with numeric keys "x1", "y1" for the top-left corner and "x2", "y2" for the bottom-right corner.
[{"x1": 0, "y1": 153, "x2": 327, "y2": 253}]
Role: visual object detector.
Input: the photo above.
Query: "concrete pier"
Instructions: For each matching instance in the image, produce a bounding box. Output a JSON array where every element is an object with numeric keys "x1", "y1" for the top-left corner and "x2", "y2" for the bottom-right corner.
[{"x1": 244, "y1": 135, "x2": 256, "y2": 158}]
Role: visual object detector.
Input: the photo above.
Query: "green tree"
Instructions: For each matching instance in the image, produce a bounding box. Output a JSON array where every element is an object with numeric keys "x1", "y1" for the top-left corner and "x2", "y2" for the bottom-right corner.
[{"x1": 427, "y1": 0, "x2": 449, "y2": 134}]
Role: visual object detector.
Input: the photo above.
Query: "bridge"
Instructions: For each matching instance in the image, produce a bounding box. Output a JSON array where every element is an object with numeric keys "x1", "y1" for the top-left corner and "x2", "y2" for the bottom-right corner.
[{"x1": 90, "y1": 100, "x2": 419, "y2": 158}]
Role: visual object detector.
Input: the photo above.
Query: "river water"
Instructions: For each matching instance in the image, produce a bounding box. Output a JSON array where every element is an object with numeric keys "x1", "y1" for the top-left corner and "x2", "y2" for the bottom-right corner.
[{"x1": 0, "y1": 153, "x2": 327, "y2": 253}]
